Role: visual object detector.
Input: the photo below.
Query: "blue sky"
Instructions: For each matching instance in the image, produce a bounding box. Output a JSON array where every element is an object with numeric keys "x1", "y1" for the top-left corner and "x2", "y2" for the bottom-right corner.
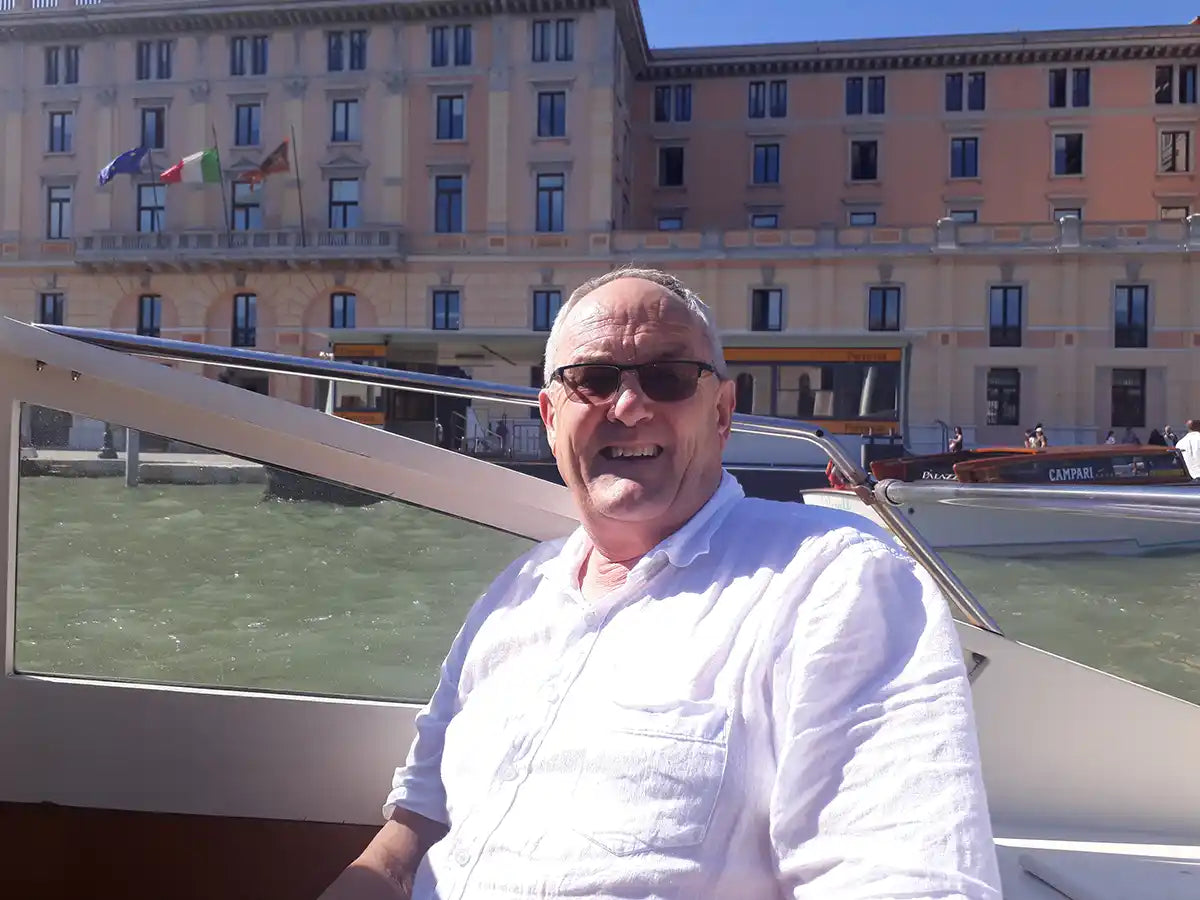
[{"x1": 640, "y1": 0, "x2": 1200, "y2": 48}]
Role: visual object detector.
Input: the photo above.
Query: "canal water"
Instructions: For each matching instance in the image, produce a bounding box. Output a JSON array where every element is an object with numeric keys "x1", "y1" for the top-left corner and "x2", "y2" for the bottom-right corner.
[{"x1": 14, "y1": 476, "x2": 1200, "y2": 706}]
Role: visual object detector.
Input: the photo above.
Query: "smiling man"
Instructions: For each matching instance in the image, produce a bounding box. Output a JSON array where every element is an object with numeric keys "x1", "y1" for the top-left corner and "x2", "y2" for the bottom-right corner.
[{"x1": 321, "y1": 268, "x2": 1001, "y2": 900}]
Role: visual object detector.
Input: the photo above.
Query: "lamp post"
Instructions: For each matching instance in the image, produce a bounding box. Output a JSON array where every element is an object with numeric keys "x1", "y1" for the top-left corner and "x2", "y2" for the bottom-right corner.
[{"x1": 97, "y1": 423, "x2": 118, "y2": 459}]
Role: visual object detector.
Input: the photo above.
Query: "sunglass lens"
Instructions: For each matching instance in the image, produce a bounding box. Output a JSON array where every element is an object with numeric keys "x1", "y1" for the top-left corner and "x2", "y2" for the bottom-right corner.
[
  {"x1": 639, "y1": 362, "x2": 697, "y2": 402},
  {"x1": 563, "y1": 366, "x2": 620, "y2": 401}
]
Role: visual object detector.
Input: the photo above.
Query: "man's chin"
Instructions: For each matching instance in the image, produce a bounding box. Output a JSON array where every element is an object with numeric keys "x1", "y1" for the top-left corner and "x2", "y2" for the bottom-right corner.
[{"x1": 584, "y1": 474, "x2": 669, "y2": 521}]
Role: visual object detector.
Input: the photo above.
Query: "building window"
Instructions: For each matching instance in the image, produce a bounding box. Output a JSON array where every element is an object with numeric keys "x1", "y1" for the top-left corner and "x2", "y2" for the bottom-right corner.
[
  {"x1": 1053, "y1": 133, "x2": 1084, "y2": 176},
  {"x1": 328, "y1": 178, "x2": 361, "y2": 229},
  {"x1": 868, "y1": 286, "x2": 901, "y2": 332},
  {"x1": 328, "y1": 30, "x2": 367, "y2": 72},
  {"x1": 139, "y1": 40, "x2": 171, "y2": 79},
  {"x1": 1114, "y1": 285, "x2": 1149, "y2": 349},
  {"x1": 48, "y1": 111, "x2": 73, "y2": 153},
  {"x1": 38, "y1": 292, "x2": 65, "y2": 326},
  {"x1": 436, "y1": 95, "x2": 465, "y2": 140},
  {"x1": 432, "y1": 289, "x2": 461, "y2": 330},
  {"x1": 44, "y1": 46, "x2": 59, "y2": 85},
  {"x1": 950, "y1": 136, "x2": 978, "y2": 178},
  {"x1": 751, "y1": 288, "x2": 783, "y2": 331},
  {"x1": 657, "y1": 215, "x2": 683, "y2": 231},
  {"x1": 535, "y1": 173, "x2": 565, "y2": 232},
  {"x1": 988, "y1": 285, "x2": 1023, "y2": 347},
  {"x1": 234, "y1": 104, "x2": 261, "y2": 147},
  {"x1": 845, "y1": 76, "x2": 863, "y2": 115},
  {"x1": 948, "y1": 209, "x2": 978, "y2": 224},
  {"x1": 331, "y1": 99, "x2": 361, "y2": 142},
  {"x1": 752, "y1": 143, "x2": 780, "y2": 184},
  {"x1": 230, "y1": 182, "x2": 262, "y2": 231},
  {"x1": 658, "y1": 146, "x2": 684, "y2": 187},
  {"x1": 1049, "y1": 67, "x2": 1090, "y2": 108},
  {"x1": 432, "y1": 25, "x2": 470, "y2": 66},
  {"x1": 867, "y1": 76, "x2": 886, "y2": 114},
  {"x1": 850, "y1": 139, "x2": 878, "y2": 181},
  {"x1": 653, "y1": 84, "x2": 692, "y2": 122},
  {"x1": 137, "y1": 295, "x2": 162, "y2": 337},
  {"x1": 531, "y1": 19, "x2": 574, "y2": 62},
  {"x1": 1112, "y1": 369, "x2": 1146, "y2": 428},
  {"x1": 46, "y1": 186, "x2": 71, "y2": 239},
  {"x1": 986, "y1": 368, "x2": 1020, "y2": 426},
  {"x1": 232, "y1": 293, "x2": 257, "y2": 348},
  {"x1": 748, "y1": 80, "x2": 787, "y2": 118},
  {"x1": 140, "y1": 107, "x2": 165, "y2": 150},
  {"x1": 945, "y1": 72, "x2": 986, "y2": 111},
  {"x1": 64, "y1": 45, "x2": 79, "y2": 84},
  {"x1": 434, "y1": 175, "x2": 463, "y2": 233},
  {"x1": 330, "y1": 292, "x2": 356, "y2": 329},
  {"x1": 848, "y1": 210, "x2": 877, "y2": 226},
  {"x1": 230, "y1": 35, "x2": 268, "y2": 76},
  {"x1": 1160, "y1": 130, "x2": 1191, "y2": 173},
  {"x1": 1161, "y1": 205, "x2": 1190, "y2": 220},
  {"x1": 532, "y1": 289, "x2": 562, "y2": 332},
  {"x1": 750, "y1": 213, "x2": 778, "y2": 229},
  {"x1": 1054, "y1": 207, "x2": 1082, "y2": 221},
  {"x1": 536, "y1": 91, "x2": 566, "y2": 137},
  {"x1": 137, "y1": 184, "x2": 165, "y2": 233},
  {"x1": 1153, "y1": 65, "x2": 1196, "y2": 105}
]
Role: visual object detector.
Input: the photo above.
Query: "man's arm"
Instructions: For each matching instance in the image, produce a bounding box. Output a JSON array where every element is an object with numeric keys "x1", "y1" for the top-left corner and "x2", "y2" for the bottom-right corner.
[
  {"x1": 768, "y1": 533, "x2": 1002, "y2": 899},
  {"x1": 318, "y1": 807, "x2": 448, "y2": 900}
]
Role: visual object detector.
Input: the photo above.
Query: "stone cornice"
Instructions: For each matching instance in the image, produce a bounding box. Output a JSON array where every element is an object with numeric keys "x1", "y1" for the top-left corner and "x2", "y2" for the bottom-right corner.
[
  {"x1": 0, "y1": 0, "x2": 615, "y2": 42},
  {"x1": 642, "y1": 27, "x2": 1200, "y2": 81}
]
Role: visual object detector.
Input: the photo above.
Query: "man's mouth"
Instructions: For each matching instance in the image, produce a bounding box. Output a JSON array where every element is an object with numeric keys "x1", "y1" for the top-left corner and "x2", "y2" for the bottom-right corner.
[{"x1": 599, "y1": 444, "x2": 663, "y2": 460}]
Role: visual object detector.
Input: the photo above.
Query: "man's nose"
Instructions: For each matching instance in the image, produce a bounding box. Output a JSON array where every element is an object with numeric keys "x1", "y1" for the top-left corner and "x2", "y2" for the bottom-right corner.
[{"x1": 608, "y1": 371, "x2": 653, "y2": 426}]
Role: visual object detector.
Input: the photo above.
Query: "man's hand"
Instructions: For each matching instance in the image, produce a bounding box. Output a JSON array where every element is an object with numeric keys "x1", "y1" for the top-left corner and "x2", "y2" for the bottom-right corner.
[{"x1": 318, "y1": 808, "x2": 448, "y2": 900}]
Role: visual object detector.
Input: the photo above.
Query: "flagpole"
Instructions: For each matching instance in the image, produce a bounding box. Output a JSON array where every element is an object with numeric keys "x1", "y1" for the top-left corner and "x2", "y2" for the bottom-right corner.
[
  {"x1": 211, "y1": 122, "x2": 233, "y2": 248},
  {"x1": 290, "y1": 123, "x2": 308, "y2": 248}
]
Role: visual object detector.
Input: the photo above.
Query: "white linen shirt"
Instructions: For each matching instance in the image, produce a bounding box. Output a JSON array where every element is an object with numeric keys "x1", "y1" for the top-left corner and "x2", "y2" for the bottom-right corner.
[
  {"x1": 1176, "y1": 430, "x2": 1200, "y2": 478},
  {"x1": 385, "y1": 472, "x2": 1001, "y2": 899}
]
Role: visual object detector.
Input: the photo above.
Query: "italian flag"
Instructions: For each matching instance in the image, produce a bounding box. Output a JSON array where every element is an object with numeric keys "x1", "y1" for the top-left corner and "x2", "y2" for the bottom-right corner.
[{"x1": 159, "y1": 147, "x2": 222, "y2": 184}]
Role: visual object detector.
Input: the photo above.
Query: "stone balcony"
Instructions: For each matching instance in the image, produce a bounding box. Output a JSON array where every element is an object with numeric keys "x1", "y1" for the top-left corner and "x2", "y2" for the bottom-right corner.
[{"x1": 73, "y1": 228, "x2": 405, "y2": 271}]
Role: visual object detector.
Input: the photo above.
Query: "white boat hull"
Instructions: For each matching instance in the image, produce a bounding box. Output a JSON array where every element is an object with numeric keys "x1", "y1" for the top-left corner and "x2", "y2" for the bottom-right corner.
[{"x1": 802, "y1": 488, "x2": 1200, "y2": 557}]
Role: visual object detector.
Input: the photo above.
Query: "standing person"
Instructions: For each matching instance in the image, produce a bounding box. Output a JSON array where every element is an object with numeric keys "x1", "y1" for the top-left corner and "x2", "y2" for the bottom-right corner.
[
  {"x1": 1104, "y1": 430, "x2": 1117, "y2": 445},
  {"x1": 1148, "y1": 428, "x2": 1167, "y2": 447},
  {"x1": 1032, "y1": 425, "x2": 1048, "y2": 449},
  {"x1": 1122, "y1": 426, "x2": 1141, "y2": 445},
  {"x1": 320, "y1": 268, "x2": 1000, "y2": 900},
  {"x1": 1164, "y1": 425, "x2": 1179, "y2": 447},
  {"x1": 1176, "y1": 419, "x2": 1200, "y2": 479},
  {"x1": 494, "y1": 414, "x2": 509, "y2": 456},
  {"x1": 948, "y1": 425, "x2": 964, "y2": 453}
]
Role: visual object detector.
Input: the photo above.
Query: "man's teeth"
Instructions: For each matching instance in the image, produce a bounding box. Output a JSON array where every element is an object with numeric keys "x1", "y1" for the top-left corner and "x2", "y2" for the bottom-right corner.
[{"x1": 606, "y1": 446, "x2": 661, "y2": 459}]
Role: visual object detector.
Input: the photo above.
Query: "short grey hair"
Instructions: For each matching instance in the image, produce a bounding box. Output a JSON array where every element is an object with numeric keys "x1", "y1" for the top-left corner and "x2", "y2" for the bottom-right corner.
[{"x1": 542, "y1": 267, "x2": 728, "y2": 386}]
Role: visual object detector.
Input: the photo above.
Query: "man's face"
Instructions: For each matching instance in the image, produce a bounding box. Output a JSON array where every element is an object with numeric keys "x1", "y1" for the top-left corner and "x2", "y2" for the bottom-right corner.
[{"x1": 539, "y1": 279, "x2": 734, "y2": 544}]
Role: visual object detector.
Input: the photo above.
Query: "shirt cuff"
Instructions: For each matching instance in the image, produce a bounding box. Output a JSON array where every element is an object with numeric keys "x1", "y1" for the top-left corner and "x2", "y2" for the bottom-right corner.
[{"x1": 382, "y1": 766, "x2": 450, "y2": 826}]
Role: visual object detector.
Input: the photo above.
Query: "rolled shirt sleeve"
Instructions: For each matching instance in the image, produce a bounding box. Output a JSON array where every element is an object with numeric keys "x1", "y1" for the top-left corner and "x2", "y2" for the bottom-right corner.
[{"x1": 769, "y1": 531, "x2": 1002, "y2": 899}]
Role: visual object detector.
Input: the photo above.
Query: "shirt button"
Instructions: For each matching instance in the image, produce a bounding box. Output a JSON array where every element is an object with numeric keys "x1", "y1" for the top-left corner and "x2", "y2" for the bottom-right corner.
[
  {"x1": 584, "y1": 611, "x2": 599, "y2": 627},
  {"x1": 453, "y1": 846, "x2": 471, "y2": 867},
  {"x1": 499, "y1": 764, "x2": 519, "y2": 782}
]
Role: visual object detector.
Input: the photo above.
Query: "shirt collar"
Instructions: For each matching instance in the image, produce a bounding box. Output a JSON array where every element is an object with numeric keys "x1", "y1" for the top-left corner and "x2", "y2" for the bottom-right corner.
[{"x1": 544, "y1": 470, "x2": 745, "y2": 590}]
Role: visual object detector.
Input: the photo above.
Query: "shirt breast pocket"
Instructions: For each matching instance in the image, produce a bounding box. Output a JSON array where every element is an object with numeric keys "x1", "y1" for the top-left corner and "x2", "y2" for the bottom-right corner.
[{"x1": 568, "y1": 698, "x2": 730, "y2": 857}]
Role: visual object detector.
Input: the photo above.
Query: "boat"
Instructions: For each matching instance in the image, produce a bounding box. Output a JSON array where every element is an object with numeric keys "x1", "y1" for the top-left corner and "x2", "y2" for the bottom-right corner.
[
  {"x1": 806, "y1": 444, "x2": 1198, "y2": 556},
  {"x1": 5, "y1": 318, "x2": 1200, "y2": 898}
]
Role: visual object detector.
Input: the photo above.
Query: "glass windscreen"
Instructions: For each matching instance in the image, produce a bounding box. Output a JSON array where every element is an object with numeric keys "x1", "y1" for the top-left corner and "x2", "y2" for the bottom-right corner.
[{"x1": 16, "y1": 401, "x2": 534, "y2": 702}]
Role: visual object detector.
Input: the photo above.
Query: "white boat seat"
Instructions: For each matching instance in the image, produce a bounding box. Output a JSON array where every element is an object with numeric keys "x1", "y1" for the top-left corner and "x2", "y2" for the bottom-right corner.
[{"x1": 995, "y1": 838, "x2": 1200, "y2": 900}]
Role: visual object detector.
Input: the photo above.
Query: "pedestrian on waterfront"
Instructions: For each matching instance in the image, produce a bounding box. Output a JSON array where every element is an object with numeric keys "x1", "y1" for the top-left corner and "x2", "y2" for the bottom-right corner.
[
  {"x1": 948, "y1": 425, "x2": 964, "y2": 453},
  {"x1": 1164, "y1": 425, "x2": 1179, "y2": 446},
  {"x1": 321, "y1": 267, "x2": 1000, "y2": 900},
  {"x1": 1148, "y1": 428, "x2": 1168, "y2": 447},
  {"x1": 1032, "y1": 425, "x2": 1049, "y2": 449},
  {"x1": 1175, "y1": 419, "x2": 1200, "y2": 479},
  {"x1": 494, "y1": 415, "x2": 509, "y2": 456},
  {"x1": 1104, "y1": 430, "x2": 1117, "y2": 444},
  {"x1": 1122, "y1": 426, "x2": 1141, "y2": 445}
]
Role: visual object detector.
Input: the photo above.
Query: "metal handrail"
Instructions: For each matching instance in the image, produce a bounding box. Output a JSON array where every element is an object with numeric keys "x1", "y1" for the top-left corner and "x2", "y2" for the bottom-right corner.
[
  {"x1": 34, "y1": 324, "x2": 1000, "y2": 635},
  {"x1": 877, "y1": 479, "x2": 1200, "y2": 523}
]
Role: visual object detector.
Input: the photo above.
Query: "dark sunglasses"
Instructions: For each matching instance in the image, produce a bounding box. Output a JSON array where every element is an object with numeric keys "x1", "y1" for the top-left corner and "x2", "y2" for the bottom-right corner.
[{"x1": 550, "y1": 360, "x2": 717, "y2": 404}]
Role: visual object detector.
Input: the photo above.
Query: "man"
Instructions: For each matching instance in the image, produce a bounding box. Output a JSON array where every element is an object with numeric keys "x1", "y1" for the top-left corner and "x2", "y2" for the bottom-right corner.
[
  {"x1": 321, "y1": 268, "x2": 1001, "y2": 899},
  {"x1": 1175, "y1": 419, "x2": 1200, "y2": 479}
]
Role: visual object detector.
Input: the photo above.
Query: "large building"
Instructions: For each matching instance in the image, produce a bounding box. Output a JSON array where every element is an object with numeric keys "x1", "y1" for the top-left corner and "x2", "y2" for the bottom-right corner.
[{"x1": 4, "y1": 0, "x2": 1200, "y2": 457}]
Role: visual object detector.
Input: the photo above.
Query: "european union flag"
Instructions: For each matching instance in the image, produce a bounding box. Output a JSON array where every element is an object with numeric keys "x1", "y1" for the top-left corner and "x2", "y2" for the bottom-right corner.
[{"x1": 97, "y1": 146, "x2": 150, "y2": 186}]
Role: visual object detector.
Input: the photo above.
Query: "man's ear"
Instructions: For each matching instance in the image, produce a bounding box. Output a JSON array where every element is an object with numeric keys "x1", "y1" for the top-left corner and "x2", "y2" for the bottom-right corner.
[
  {"x1": 715, "y1": 378, "x2": 735, "y2": 441},
  {"x1": 539, "y1": 388, "x2": 558, "y2": 456}
]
